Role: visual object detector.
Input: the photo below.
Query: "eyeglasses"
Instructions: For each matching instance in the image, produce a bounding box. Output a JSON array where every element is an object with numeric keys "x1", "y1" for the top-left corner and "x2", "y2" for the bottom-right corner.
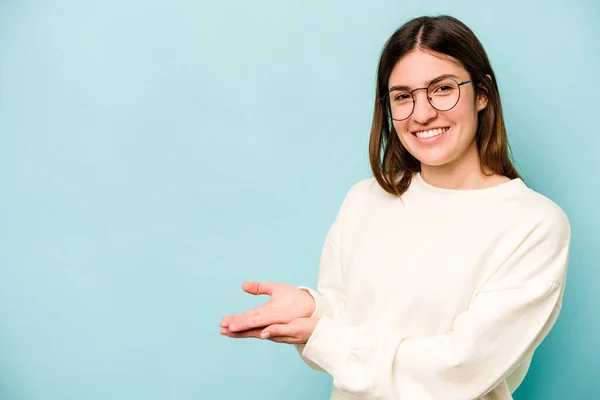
[{"x1": 380, "y1": 77, "x2": 473, "y2": 121}]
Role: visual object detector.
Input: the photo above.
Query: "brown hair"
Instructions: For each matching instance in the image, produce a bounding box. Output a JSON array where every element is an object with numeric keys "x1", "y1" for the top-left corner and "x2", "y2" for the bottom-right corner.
[{"x1": 369, "y1": 15, "x2": 521, "y2": 196}]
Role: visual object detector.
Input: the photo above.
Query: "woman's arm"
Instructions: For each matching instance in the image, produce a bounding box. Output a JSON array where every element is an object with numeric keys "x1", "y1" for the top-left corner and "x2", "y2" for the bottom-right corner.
[{"x1": 294, "y1": 208, "x2": 571, "y2": 399}]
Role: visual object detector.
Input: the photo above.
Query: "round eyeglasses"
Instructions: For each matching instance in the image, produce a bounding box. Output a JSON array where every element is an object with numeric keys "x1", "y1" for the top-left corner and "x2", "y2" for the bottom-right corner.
[{"x1": 381, "y1": 77, "x2": 473, "y2": 121}]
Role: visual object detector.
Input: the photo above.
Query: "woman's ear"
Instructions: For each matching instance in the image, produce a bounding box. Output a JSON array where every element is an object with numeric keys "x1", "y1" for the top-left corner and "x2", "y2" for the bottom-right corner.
[{"x1": 476, "y1": 74, "x2": 492, "y2": 112}]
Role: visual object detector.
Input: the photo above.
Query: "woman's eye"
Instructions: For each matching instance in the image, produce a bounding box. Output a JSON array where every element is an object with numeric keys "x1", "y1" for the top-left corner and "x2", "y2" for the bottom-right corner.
[
  {"x1": 395, "y1": 93, "x2": 411, "y2": 101},
  {"x1": 434, "y1": 85, "x2": 454, "y2": 93}
]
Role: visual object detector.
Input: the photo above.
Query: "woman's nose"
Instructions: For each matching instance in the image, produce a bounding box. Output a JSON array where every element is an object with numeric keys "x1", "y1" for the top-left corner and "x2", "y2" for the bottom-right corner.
[{"x1": 411, "y1": 90, "x2": 438, "y2": 124}]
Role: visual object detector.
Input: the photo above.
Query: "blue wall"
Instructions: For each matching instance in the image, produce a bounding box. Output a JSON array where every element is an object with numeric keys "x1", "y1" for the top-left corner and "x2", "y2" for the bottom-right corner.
[{"x1": 0, "y1": 1, "x2": 598, "y2": 399}]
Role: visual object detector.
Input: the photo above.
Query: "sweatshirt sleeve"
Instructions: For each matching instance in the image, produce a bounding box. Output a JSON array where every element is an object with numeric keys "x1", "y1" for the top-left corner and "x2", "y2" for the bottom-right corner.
[
  {"x1": 294, "y1": 188, "x2": 354, "y2": 370},
  {"x1": 299, "y1": 207, "x2": 571, "y2": 399}
]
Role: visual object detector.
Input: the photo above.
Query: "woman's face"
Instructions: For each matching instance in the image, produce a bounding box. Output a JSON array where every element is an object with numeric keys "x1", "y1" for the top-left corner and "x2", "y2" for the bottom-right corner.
[{"x1": 387, "y1": 49, "x2": 488, "y2": 170}]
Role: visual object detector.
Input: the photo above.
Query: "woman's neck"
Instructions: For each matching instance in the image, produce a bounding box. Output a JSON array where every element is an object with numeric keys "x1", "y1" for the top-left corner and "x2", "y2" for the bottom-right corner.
[{"x1": 420, "y1": 148, "x2": 509, "y2": 190}]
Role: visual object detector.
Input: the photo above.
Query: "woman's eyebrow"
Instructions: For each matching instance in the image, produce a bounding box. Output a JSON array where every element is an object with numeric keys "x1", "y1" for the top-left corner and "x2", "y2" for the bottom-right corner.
[{"x1": 388, "y1": 74, "x2": 461, "y2": 92}]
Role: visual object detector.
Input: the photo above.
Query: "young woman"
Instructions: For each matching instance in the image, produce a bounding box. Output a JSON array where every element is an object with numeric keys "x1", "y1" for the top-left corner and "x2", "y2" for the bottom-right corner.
[{"x1": 219, "y1": 15, "x2": 571, "y2": 400}]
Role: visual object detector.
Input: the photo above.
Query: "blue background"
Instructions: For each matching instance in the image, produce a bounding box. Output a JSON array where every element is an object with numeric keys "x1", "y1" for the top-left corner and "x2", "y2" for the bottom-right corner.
[{"x1": 1, "y1": 0, "x2": 598, "y2": 399}]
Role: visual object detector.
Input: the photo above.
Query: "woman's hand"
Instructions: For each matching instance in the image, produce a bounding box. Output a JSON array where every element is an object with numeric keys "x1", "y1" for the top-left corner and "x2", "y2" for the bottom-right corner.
[
  {"x1": 260, "y1": 318, "x2": 319, "y2": 344},
  {"x1": 223, "y1": 317, "x2": 319, "y2": 345},
  {"x1": 219, "y1": 281, "x2": 316, "y2": 336}
]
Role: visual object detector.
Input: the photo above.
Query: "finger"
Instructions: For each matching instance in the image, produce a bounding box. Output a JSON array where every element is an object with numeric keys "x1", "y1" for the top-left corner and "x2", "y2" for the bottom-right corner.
[
  {"x1": 229, "y1": 319, "x2": 271, "y2": 332},
  {"x1": 227, "y1": 327, "x2": 263, "y2": 339},
  {"x1": 227, "y1": 307, "x2": 259, "y2": 324},
  {"x1": 227, "y1": 307, "x2": 266, "y2": 332},
  {"x1": 220, "y1": 327, "x2": 229, "y2": 335},
  {"x1": 220, "y1": 316, "x2": 233, "y2": 328},
  {"x1": 260, "y1": 323, "x2": 294, "y2": 339},
  {"x1": 242, "y1": 281, "x2": 274, "y2": 296},
  {"x1": 228, "y1": 306, "x2": 288, "y2": 332},
  {"x1": 221, "y1": 282, "x2": 273, "y2": 328}
]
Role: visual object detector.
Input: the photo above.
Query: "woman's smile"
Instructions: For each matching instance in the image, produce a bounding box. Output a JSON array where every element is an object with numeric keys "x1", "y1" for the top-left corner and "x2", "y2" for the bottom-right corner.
[{"x1": 410, "y1": 126, "x2": 451, "y2": 144}]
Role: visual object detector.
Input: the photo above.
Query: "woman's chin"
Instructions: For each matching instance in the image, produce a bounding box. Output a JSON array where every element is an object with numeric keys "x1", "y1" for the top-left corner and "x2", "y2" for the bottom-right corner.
[
  {"x1": 418, "y1": 158, "x2": 451, "y2": 168},
  {"x1": 409, "y1": 149, "x2": 453, "y2": 167}
]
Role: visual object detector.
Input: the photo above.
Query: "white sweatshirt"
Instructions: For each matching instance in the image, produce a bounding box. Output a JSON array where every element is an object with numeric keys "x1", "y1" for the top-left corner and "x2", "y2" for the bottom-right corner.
[{"x1": 296, "y1": 172, "x2": 571, "y2": 400}]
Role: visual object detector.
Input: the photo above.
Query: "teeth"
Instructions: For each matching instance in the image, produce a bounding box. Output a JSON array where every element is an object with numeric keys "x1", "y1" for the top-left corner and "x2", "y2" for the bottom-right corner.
[{"x1": 415, "y1": 127, "x2": 448, "y2": 139}]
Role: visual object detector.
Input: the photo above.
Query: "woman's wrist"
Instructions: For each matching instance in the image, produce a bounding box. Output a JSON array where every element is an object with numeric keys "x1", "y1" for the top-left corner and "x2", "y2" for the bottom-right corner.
[{"x1": 298, "y1": 287, "x2": 318, "y2": 318}]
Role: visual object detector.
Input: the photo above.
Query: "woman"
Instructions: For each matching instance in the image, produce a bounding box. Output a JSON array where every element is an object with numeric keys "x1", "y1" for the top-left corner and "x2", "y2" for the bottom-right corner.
[{"x1": 219, "y1": 15, "x2": 571, "y2": 400}]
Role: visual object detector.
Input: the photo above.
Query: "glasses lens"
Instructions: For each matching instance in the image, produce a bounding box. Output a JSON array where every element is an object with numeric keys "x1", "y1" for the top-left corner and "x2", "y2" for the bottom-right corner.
[
  {"x1": 428, "y1": 79, "x2": 460, "y2": 111},
  {"x1": 387, "y1": 90, "x2": 413, "y2": 120}
]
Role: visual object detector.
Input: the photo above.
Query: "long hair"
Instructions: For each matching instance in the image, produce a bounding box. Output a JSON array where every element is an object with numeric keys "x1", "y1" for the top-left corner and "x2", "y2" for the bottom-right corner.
[{"x1": 369, "y1": 15, "x2": 521, "y2": 196}]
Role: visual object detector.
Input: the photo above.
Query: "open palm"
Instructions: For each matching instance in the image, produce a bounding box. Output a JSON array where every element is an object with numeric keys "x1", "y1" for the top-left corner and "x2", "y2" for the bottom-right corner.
[{"x1": 220, "y1": 281, "x2": 315, "y2": 338}]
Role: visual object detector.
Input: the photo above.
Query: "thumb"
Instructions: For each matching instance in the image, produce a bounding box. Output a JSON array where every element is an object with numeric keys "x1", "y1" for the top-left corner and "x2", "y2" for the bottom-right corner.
[
  {"x1": 242, "y1": 281, "x2": 274, "y2": 296},
  {"x1": 260, "y1": 323, "x2": 291, "y2": 339}
]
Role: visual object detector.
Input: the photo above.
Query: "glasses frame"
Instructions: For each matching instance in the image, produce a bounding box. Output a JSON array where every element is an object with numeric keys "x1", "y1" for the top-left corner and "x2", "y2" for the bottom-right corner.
[{"x1": 380, "y1": 78, "x2": 473, "y2": 121}]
